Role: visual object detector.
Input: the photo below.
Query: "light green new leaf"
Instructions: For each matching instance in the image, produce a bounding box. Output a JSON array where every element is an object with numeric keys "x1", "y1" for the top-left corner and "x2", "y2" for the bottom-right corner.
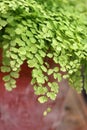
[{"x1": 38, "y1": 96, "x2": 48, "y2": 103}]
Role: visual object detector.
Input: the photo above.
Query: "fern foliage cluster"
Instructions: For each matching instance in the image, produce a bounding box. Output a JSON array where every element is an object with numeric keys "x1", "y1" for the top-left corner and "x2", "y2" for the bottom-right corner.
[{"x1": 0, "y1": 0, "x2": 87, "y2": 103}]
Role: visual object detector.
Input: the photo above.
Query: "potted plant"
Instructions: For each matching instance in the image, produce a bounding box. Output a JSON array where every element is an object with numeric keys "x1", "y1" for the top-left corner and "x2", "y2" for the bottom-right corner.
[{"x1": 0, "y1": 0, "x2": 87, "y2": 105}]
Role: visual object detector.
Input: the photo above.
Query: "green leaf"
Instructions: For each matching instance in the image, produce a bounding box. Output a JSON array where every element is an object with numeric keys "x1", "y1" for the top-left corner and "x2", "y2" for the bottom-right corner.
[
  {"x1": 43, "y1": 111, "x2": 47, "y2": 116},
  {"x1": 47, "y1": 53, "x2": 53, "y2": 58},
  {"x1": 36, "y1": 76, "x2": 45, "y2": 84},
  {"x1": 4, "y1": 82, "x2": 12, "y2": 91},
  {"x1": 7, "y1": 16, "x2": 14, "y2": 23},
  {"x1": 0, "y1": 18, "x2": 7, "y2": 27},
  {"x1": 10, "y1": 61, "x2": 16, "y2": 67},
  {"x1": 21, "y1": 35, "x2": 28, "y2": 42},
  {"x1": 15, "y1": 28, "x2": 22, "y2": 35},
  {"x1": 52, "y1": 39, "x2": 58, "y2": 48},
  {"x1": 38, "y1": 96, "x2": 48, "y2": 103},
  {"x1": 26, "y1": 30, "x2": 33, "y2": 37},
  {"x1": 26, "y1": 53, "x2": 33, "y2": 59},
  {"x1": 1, "y1": 66, "x2": 11, "y2": 72},
  {"x1": 47, "y1": 92, "x2": 56, "y2": 100},
  {"x1": 48, "y1": 69, "x2": 53, "y2": 75},
  {"x1": 35, "y1": 54, "x2": 43, "y2": 64},
  {"x1": 57, "y1": 73, "x2": 62, "y2": 82},
  {"x1": 27, "y1": 58, "x2": 38, "y2": 67},
  {"x1": 65, "y1": 30, "x2": 74, "y2": 37},
  {"x1": 18, "y1": 47, "x2": 26, "y2": 55},
  {"x1": 10, "y1": 47, "x2": 18, "y2": 53},
  {"x1": 31, "y1": 78, "x2": 36, "y2": 85},
  {"x1": 39, "y1": 50, "x2": 46, "y2": 57},
  {"x1": 63, "y1": 74, "x2": 69, "y2": 79},
  {"x1": 10, "y1": 72, "x2": 19, "y2": 78},
  {"x1": 48, "y1": 82, "x2": 59, "y2": 93},
  {"x1": 10, "y1": 53, "x2": 18, "y2": 59},
  {"x1": 53, "y1": 67, "x2": 59, "y2": 72},
  {"x1": 30, "y1": 37, "x2": 36, "y2": 43},
  {"x1": 3, "y1": 75, "x2": 10, "y2": 82},
  {"x1": 10, "y1": 40, "x2": 16, "y2": 47},
  {"x1": 53, "y1": 73, "x2": 58, "y2": 79},
  {"x1": 68, "y1": 70, "x2": 73, "y2": 74},
  {"x1": 60, "y1": 67, "x2": 66, "y2": 72},
  {"x1": 57, "y1": 36, "x2": 62, "y2": 42},
  {"x1": 3, "y1": 34, "x2": 11, "y2": 40},
  {"x1": 43, "y1": 107, "x2": 51, "y2": 116},
  {"x1": 41, "y1": 65, "x2": 47, "y2": 72},
  {"x1": 47, "y1": 22, "x2": 53, "y2": 29},
  {"x1": 10, "y1": 78, "x2": 16, "y2": 85},
  {"x1": 30, "y1": 28, "x2": 36, "y2": 34},
  {"x1": 15, "y1": 38, "x2": 25, "y2": 46},
  {"x1": 42, "y1": 26, "x2": 48, "y2": 33},
  {"x1": 30, "y1": 45, "x2": 37, "y2": 54},
  {"x1": 34, "y1": 86, "x2": 48, "y2": 95}
]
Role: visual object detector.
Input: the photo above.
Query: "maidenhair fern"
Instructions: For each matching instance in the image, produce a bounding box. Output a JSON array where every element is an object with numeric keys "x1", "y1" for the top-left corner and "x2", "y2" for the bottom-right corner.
[{"x1": 0, "y1": 0, "x2": 87, "y2": 103}]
